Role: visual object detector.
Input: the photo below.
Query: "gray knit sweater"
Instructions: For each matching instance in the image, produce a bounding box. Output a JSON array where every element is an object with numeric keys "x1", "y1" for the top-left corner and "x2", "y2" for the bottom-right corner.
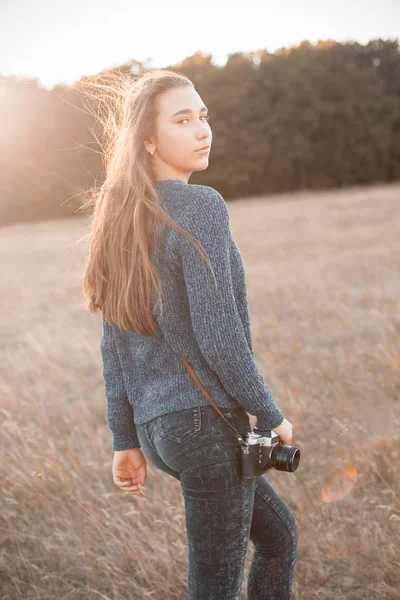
[{"x1": 100, "y1": 179, "x2": 284, "y2": 451}]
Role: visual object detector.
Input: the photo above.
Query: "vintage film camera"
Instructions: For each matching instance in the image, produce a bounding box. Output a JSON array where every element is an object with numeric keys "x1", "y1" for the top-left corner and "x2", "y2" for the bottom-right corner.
[
  {"x1": 177, "y1": 354, "x2": 301, "y2": 479},
  {"x1": 239, "y1": 426, "x2": 301, "y2": 478}
]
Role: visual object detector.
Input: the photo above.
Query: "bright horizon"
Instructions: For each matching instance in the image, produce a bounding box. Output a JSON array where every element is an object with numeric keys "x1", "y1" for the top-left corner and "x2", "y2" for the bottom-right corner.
[{"x1": 1, "y1": 0, "x2": 399, "y2": 90}]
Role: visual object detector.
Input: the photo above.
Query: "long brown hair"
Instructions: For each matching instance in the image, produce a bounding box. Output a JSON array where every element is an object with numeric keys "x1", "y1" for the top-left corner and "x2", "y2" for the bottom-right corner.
[{"x1": 76, "y1": 69, "x2": 217, "y2": 335}]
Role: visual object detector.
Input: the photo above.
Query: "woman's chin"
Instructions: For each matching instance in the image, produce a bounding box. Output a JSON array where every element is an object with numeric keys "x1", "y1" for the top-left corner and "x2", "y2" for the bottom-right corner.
[
  {"x1": 192, "y1": 156, "x2": 209, "y2": 167},
  {"x1": 193, "y1": 163, "x2": 209, "y2": 173}
]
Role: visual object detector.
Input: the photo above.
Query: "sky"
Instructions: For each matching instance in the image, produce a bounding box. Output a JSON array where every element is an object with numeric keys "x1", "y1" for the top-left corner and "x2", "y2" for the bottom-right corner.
[{"x1": 0, "y1": 0, "x2": 399, "y2": 90}]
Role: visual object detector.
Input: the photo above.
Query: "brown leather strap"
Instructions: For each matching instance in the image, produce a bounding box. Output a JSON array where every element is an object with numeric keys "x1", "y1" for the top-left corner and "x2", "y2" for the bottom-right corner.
[{"x1": 178, "y1": 355, "x2": 246, "y2": 446}]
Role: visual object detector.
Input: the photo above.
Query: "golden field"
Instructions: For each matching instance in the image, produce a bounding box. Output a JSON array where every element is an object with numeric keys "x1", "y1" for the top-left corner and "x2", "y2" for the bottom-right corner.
[{"x1": 1, "y1": 181, "x2": 399, "y2": 599}]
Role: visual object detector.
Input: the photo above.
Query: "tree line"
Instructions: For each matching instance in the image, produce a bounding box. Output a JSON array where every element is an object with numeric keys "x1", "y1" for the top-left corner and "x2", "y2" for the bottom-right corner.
[{"x1": 0, "y1": 38, "x2": 399, "y2": 226}]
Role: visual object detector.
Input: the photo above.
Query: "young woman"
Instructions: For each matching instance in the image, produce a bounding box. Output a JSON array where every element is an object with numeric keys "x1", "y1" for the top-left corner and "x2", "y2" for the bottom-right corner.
[{"x1": 82, "y1": 68, "x2": 299, "y2": 599}]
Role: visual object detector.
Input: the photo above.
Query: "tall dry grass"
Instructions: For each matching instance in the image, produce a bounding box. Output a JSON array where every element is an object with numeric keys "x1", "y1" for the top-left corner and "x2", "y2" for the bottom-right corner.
[{"x1": 0, "y1": 181, "x2": 399, "y2": 599}]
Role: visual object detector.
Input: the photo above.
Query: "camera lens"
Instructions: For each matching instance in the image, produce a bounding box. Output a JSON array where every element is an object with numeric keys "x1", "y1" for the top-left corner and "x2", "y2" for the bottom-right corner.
[{"x1": 271, "y1": 445, "x2": 300, "y2": 472}]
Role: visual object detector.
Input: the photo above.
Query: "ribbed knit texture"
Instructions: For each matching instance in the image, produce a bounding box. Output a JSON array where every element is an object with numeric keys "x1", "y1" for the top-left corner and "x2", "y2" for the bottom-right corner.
[{"x1": 100, "y1": 179, "x2": 284, "y2": 451}]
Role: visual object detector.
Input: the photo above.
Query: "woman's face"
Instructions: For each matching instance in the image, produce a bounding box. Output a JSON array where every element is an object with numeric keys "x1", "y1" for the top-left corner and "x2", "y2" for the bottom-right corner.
[{"x1": 148, "y1": 85, "x2": 212, "y2": 183}]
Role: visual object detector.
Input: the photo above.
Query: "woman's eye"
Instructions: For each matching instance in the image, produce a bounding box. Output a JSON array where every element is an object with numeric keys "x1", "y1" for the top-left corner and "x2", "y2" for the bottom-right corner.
[{"x1": 178, "y1": 115, "x2": 210, "y2": 124}]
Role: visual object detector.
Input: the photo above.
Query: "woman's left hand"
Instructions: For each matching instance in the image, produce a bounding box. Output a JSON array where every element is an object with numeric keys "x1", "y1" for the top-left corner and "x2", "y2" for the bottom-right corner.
[
  {"x1": 112, "y1": 448, "x2": 147, "y2": 498},
  {"x1": 248, "y1": 413, "x2": 257, "y2": 431}
]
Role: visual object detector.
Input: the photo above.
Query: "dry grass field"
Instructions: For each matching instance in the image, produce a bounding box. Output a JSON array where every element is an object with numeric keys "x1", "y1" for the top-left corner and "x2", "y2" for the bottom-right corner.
[{"x1": 1, "y1": 181, "x2": 399, "y2": 599}]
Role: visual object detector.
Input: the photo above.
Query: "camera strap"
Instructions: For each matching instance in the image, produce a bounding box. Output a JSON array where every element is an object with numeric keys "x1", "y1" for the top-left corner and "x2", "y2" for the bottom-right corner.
[{"x1": 178, "y1": 355, "x2": 246, "y2": 447}]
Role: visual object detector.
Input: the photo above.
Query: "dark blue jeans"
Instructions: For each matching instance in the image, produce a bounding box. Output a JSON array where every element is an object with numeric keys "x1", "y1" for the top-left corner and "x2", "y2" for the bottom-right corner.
[{"x1": 136, "y1": 405, "x2": 299, "y2": 600}]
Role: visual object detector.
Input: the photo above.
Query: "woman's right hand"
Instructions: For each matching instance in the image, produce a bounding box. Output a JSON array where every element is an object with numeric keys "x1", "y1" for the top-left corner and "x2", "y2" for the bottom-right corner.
[{"x1": 272, "y1": 418, "x2": 293, "y2": 445}]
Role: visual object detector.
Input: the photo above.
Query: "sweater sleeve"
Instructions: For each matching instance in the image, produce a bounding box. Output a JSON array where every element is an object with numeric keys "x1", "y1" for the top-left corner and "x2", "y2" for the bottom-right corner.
[
  {"x1": 178, "y1": 187, "x2": 284, "y2": 430},
  {"x1": 100, "y1": 314, "x2": 141, "y2": 451},
  {"x1": 228, "y1": 229, "x2": 255, "y2": 358}
]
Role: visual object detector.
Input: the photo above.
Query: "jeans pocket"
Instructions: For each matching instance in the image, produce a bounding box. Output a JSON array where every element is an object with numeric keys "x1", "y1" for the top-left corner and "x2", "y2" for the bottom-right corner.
[{"x1": 157, "y1": 406, "x2": 202, "y2": 444}]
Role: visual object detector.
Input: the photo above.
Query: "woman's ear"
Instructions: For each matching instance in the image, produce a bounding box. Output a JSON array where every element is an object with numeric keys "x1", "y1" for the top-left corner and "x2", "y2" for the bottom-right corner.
[{"x1": 143, "y1": 138, "x2": 155, "y2": 156}]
